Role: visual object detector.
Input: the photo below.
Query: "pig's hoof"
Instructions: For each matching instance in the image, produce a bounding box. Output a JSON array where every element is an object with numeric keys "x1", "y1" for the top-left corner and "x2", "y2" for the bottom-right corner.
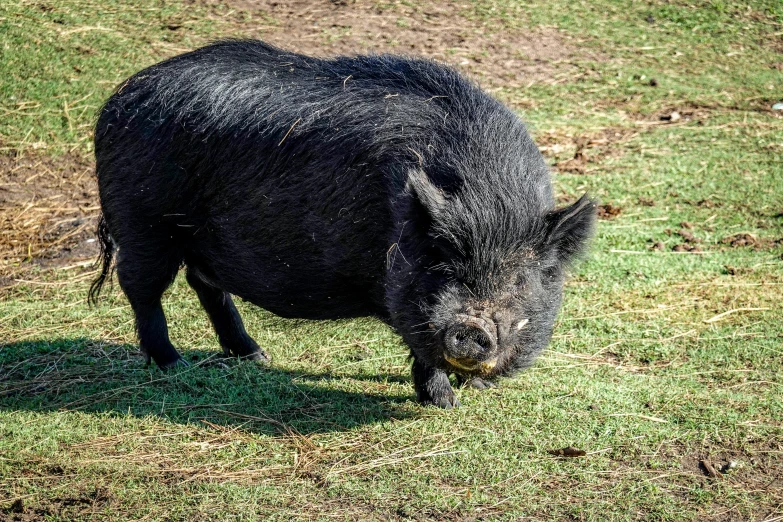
[
  {"x1": 424, "y1": 391, "x2": 461, "y2": 409},
  {"x1": 460, "y1": 377, "x2": 497, "y2": 390},
  {"x1": 439, "y1": 395, "x2": 461, "y2": 409},
  {"x1": 221, "y1": 346, "x2": 271, "y2": 366},
  {"x1": 240, "y1": 350, "x2": 271, "y2": 366},
  {"x1": 160, "y1": 357, "x2": 190, "y2": 370},
  {"x1": 223, "y1": 337, "x2": 271, "y2": 366},
  {"x1": 436, "y1": 395, "x2": 462, "y2": 409}
]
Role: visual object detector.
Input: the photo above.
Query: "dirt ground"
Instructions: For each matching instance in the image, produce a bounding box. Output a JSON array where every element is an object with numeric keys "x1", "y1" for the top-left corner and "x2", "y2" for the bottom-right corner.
[
  {"x1": 0, "y1": 153, "x2": 99, "y2": 286},
  {"x1": 0, "y1": 0, "x2": 600, "y2": 286},
  {"x1": 212, "y1": 0, "x2": 598, "y2": 90}
]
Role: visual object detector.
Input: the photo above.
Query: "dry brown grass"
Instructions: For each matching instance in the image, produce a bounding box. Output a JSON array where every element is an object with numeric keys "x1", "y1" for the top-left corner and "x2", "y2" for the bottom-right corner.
[{"x1": 0, "y1": 153, "x2": 99, "y2": 286}]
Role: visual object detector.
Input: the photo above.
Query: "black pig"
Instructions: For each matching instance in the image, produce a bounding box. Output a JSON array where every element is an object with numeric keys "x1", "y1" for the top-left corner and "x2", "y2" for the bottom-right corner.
[{"x1": 90, "y1": 40, "x2": 595, "y2": 408}]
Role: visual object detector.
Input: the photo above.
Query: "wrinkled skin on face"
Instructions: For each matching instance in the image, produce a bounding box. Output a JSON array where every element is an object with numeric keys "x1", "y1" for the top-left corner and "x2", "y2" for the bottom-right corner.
[{"x1": 387, "y1": 170, "x2": 596, "y2": 408}]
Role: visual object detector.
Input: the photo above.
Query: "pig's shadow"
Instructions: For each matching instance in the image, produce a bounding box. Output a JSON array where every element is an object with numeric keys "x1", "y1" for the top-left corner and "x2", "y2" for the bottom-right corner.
[{"x1": 0, "y1": 338, "x2": 414, "y2": 435}]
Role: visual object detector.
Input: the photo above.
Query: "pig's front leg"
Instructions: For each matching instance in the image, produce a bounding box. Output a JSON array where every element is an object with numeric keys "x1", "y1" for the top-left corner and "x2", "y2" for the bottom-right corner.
[
  {"x1": 456, "y1": 375, "x2": 498, "y2": 390},
  {"x1": 411, "y1": 358, "x2": 460, "y2": 409}
]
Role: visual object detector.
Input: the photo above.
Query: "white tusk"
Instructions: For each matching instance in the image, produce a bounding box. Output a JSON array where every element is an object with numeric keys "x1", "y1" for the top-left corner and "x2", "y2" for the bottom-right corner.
[{"x1": 516, "y1": 318, "x2": 529, "y2": 331}]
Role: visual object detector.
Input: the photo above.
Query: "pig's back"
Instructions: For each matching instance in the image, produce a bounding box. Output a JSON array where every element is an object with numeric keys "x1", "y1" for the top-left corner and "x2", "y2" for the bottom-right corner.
[
  {"x1": 96, "y1": 39, "x2": 501, "y2": 196},
  {"x1": 94, "y1": 40, "x2": 531, "y2": 318}
]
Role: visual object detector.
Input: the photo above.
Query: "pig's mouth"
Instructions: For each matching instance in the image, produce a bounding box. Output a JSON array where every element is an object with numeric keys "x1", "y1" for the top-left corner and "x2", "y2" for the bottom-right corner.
[{"x1": 443, "y1": 354, "x2": 498, "y2": 373}]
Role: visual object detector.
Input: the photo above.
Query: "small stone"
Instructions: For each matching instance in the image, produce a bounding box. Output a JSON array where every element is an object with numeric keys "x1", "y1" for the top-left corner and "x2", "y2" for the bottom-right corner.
[
  {"x1": 659, "y1": 111, "x2": 681, "y2": 122},
  {"x1": 772, "y1": 102, "x2": 783, "y2": 111}
]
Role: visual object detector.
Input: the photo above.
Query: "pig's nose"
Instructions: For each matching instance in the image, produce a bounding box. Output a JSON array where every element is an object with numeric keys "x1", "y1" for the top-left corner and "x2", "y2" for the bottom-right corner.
[{"x1": 445, "y1": 320, "x2": 497, "y2": 359}]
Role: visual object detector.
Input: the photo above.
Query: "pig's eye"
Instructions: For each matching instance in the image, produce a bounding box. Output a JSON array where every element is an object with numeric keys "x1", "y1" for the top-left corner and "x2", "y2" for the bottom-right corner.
[{"x1": 542, "y1": 266, "x2": 560, "y2": 282}]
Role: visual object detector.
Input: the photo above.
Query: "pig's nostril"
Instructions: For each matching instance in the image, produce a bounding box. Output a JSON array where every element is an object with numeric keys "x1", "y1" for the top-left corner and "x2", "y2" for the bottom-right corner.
[
  {"x1": 447, "y1": 324, "x2": 494, "y2": 356},
  {"x1": 472, "y1": 330, "x2": 492, "y2": 351}
]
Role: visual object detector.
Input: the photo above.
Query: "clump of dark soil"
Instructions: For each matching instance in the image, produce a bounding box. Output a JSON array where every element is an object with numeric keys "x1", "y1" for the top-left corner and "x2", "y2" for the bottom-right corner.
[
  {"x1": 672, "y1": 244, "x2": 702, "y2": 253},
  {"x1": 720, "y1": 233, "x2": 780, "y2": 250},
  {"x1": 677, "y1": 229, "x2": 701, "y2": 244},
  {"x1": 597, "y1": 203, "x2": 622, "y2": 220},
  {"x1": 668, "y1": 228, "x2": 704, "y2": 252},
  {"x1": 693, "y1": 198, "x2": 721, "y2": 208}
]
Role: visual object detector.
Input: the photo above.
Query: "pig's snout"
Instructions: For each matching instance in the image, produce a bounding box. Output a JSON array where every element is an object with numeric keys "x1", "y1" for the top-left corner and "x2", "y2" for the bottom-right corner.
[
  {"x1": 443, "y1": 316, "x2": 498, "y2": 372},
  {"x1": 447, "y1": 323, "x2": 495, "y2": 355}
]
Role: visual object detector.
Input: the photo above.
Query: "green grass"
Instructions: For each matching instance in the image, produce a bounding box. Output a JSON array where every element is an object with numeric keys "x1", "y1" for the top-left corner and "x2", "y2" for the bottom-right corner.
[{"x1": 1, "y1": 0, "x2": 782, "y2": 520}]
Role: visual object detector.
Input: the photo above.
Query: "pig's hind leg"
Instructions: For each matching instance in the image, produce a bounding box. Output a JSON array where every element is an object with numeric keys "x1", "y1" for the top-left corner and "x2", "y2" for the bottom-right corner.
[
  {"x1": 116, "y1": 248, "x2": 187, "y2": 369},
  {"x1": 412, "y1": 359, "x2": 460, "y2": 409},
  {"x1": 185, "y1": 268, "x2": 270, "y2": 363}
]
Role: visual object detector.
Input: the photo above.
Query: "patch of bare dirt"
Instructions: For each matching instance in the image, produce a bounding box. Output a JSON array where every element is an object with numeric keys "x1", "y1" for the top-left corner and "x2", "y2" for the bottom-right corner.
[
  {"x1": 536, "y1": 126, "x2": 638, "y2": 174},
  {"x1": 683, "y1": 445, "x2": 783, "y2": 520},
  {"x1": 0, "y1": 152, "x2": 99, "y2": 285},
  {"x1": 208, "y1": 0, "x2": 602, "y2": 93},
  {"x1": 0, "y1": 487, "x2": 116, "y2": 522},
  {"x1": 606, "y1": 440, "x2": 783, "y2": 522}
]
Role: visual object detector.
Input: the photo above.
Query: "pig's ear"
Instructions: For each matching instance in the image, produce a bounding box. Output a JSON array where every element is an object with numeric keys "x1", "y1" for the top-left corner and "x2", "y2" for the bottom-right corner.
[
  {"x1": 406, "y1": 169, "x2": 447, "y2": 217},
  {"x1": 544, "y1": 194, "x2": 596, "y2": 263}
]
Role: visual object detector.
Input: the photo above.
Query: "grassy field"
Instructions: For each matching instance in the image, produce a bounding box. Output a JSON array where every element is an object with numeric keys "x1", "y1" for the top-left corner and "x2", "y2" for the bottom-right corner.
[{"x1": 1, "y1": 0, "x2": 782, "y2": 520}]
